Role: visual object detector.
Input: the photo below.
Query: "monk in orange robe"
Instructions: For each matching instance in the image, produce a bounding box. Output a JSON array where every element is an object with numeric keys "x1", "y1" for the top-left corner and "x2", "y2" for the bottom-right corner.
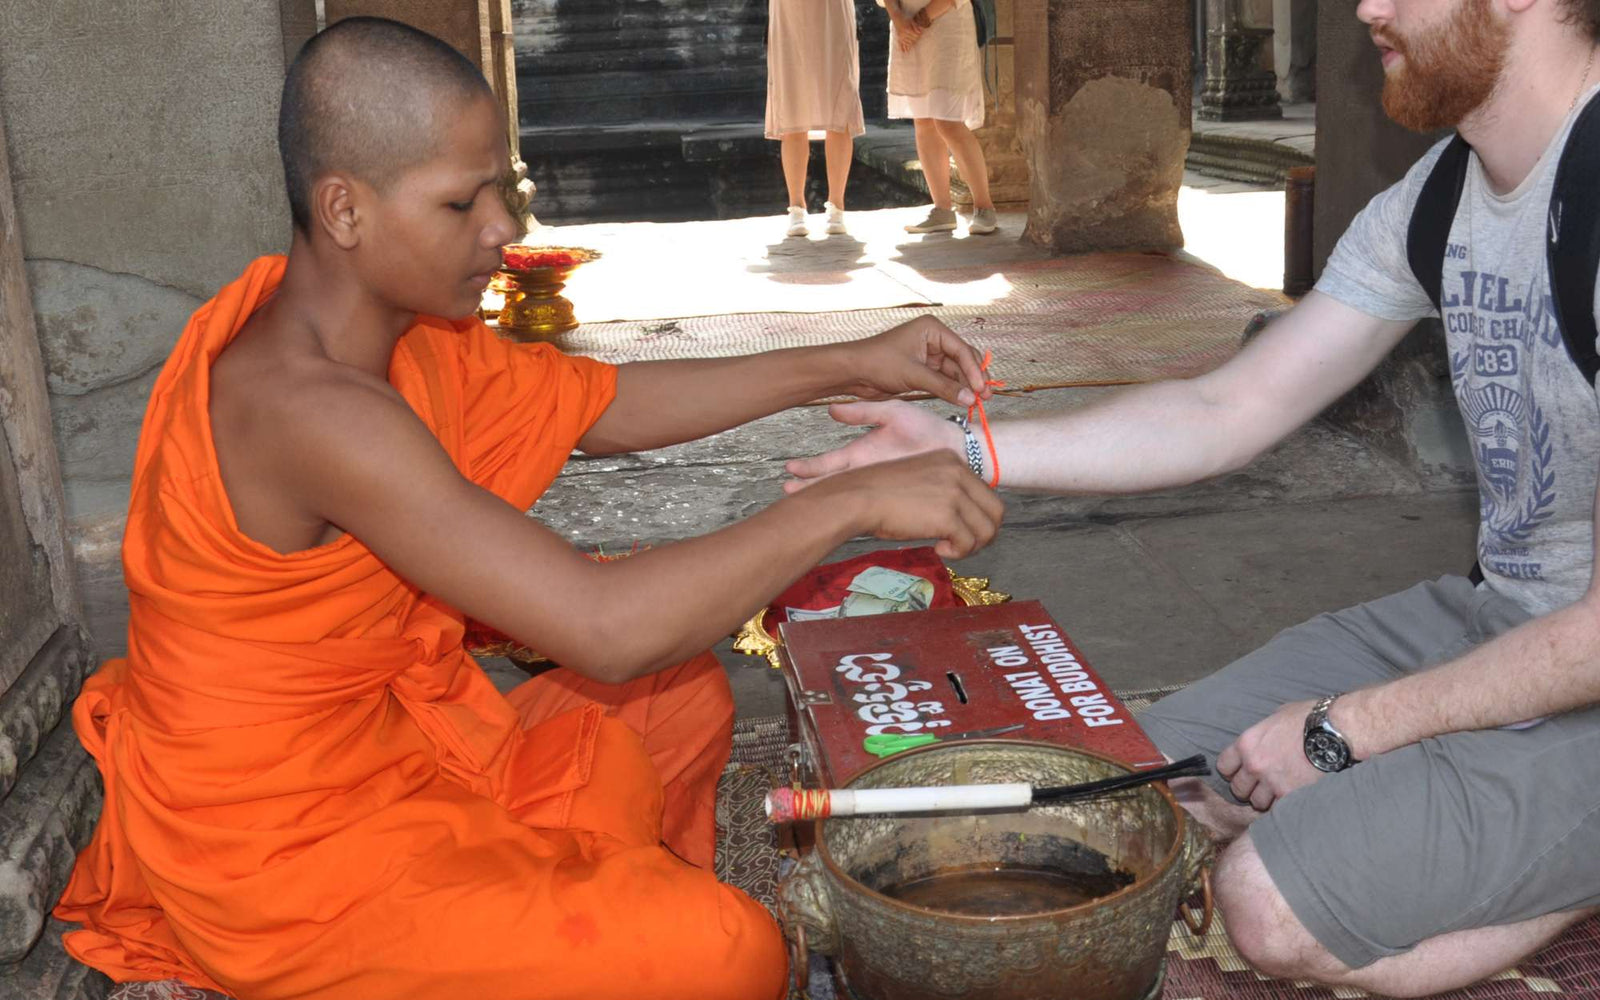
[{"x1": 52, "y1": 16, "x2": 1002, "y2": 1000}]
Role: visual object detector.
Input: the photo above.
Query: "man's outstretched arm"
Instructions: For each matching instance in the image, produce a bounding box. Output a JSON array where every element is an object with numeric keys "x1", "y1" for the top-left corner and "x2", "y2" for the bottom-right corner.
[
  {"x1": 577, "y1": 314, "x2": 990, "y2": 455},
  {"x1": 787, "y1": 292, "x2": 1416, "y2": 493}
]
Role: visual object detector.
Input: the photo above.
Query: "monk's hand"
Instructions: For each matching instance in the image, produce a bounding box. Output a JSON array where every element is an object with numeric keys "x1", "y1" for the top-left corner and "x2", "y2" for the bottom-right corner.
[
  {"x1": 836, "y1": 314, "x2": 989, "y2": 406},
  {"x1": 1215, "y1": 700, "x2": 1325, "y2": 812},
  {"x1": 814, "y1": 450, "x2": 1002, "y2": 559},
  {"x1": 785, "y1": 400, "x2": 956, "y2": 491}
]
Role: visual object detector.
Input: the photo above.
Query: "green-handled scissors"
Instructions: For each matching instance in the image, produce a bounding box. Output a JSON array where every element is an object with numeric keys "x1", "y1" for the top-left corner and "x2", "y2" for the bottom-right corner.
[{"x1": 863, "y1": 723, "x2": 1026, "y2": 758}]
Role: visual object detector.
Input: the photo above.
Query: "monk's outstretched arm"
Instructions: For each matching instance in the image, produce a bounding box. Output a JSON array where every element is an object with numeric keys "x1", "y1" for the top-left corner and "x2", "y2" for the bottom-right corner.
[
  {"x1": 285, "y1": 378, "x2": 1003, "y2": 683},
  {"x1": 576, "y1": 314, "x2": 991, "y2": 455}
]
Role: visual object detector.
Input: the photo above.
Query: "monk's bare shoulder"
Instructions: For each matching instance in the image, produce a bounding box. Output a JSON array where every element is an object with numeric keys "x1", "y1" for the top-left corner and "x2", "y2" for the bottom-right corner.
[{"x1": 210, "y1": 323, "x2": 454, "y2": 555}]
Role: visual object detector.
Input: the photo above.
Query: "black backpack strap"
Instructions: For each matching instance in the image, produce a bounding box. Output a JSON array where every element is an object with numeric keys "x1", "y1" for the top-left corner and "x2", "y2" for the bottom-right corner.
[
  {"x1": 1548, "y1": 95, "x2": 1600, "y2": 386},
  {"x1": 1406, "y1": 134, "x2": 1473, "y2": 312}
]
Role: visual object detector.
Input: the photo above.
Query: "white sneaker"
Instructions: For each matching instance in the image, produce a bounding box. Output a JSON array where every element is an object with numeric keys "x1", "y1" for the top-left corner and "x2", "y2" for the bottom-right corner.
[
  {"x1": 786, "y1": 206, "x2": 808, "y2": 237},
  {"x1": 824, "y1": 201, "x2": 847, "y2": 235}
]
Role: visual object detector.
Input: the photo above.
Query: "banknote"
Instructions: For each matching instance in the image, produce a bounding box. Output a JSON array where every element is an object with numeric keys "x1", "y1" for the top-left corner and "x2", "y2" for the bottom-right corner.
[
  {"x1": 846, "y1": 567, "x2": 935, "y2": 610},
  {"x1": 840, "y1": 593, "x2": 906, "y2": 617},
  {"x1": 786, "y1": 606, "x2": 844, "y2": 622}
]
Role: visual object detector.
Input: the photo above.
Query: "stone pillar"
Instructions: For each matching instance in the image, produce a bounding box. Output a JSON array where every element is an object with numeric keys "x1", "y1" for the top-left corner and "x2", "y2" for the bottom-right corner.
[
  {"x1": 1198, "y1": 0, "x2": 1282, "y2": 121},
  {"x1": 1314, "y1": 2, "x2": 1463, "y2": 472},
  {"x1": 279, "y1": 0, "x2": 320, "y2": 66},
  {"x1": 0, "y1": 109, "x2": 100, "y2": 996},
  {"x1": 324, "y1": 0, "x2": 536, "y2": 230},
  {"x1": 1015, "y1": 0, "x2": 1191, "y2": 254},
  {"x1": 1272, "y1": 0, "x2": 1316, "y2": 102},
  {"x1": 953, "y1": 0, "x2": 1030, "y2": 211}
]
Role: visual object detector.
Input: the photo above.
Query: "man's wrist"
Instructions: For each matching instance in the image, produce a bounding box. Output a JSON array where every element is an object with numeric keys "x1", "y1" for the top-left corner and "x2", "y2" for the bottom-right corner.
[
  {"x1": 809, "y1": 342, "x2": 860, "y2": 400},
  {"x1": 1328, "y1": 689, "x2": 1383, "y2": 761},
  {"x1": 785, "y1": 472, "x2": 871, "y2": 545}
]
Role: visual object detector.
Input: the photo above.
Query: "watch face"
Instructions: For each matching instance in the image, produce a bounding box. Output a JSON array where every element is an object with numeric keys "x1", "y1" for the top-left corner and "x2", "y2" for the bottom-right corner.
[{"x1": 1304, "y1": 730, "x2": 1351, "y2": 773}]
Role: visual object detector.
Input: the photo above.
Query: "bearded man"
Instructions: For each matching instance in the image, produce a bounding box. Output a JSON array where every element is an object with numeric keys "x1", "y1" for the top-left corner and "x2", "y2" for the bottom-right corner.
[{"x1": 785, "y1": 0, "x2": 1600, "y2": 994}]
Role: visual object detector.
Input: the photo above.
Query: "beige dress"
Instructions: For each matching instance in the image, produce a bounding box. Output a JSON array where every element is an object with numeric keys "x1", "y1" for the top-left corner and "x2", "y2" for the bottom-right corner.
[
  {"x1": 765, "y1": 0, "x2": 867, "y2": 139},
  {"x1": 887, "y1": 0, "x2": 985, "y2": 129}
]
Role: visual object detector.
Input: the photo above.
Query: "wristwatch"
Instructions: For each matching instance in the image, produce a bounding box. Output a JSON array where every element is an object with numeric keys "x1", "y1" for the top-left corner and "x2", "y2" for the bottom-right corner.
[{"x1": 1303, "y1": 694, "x2": 1357, "y2": 772}]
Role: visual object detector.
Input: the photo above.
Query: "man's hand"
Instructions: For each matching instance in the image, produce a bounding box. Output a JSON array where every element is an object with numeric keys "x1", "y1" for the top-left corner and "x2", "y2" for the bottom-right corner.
[
  {"x1": 1216, "y1": 699, "x2": 1325, "y2": 811},
  {"x1": 835, "y1": 314, "x2": 990, "y2": 406},
  {"x1": 784, "y1": 400, "x2": 958, "y2": 491},
  {"x1": 809, "y1": 450, "x2": 1003, "y2": 559}
]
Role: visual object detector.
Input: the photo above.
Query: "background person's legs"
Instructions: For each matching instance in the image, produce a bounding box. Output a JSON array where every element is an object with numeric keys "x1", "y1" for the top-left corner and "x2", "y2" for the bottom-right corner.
[
  {"x1": 780, "y1": 132, "x2": 809, "y2": 209},
  {"x1": 824, "y1": 130, "x2": 851, "y2": 210},
  {"x1": 913, "y1": 118, "x2": 952, "y2": 209},
  {"x1": 932, "y1": 118, "x2": 994, "y2": 211}
]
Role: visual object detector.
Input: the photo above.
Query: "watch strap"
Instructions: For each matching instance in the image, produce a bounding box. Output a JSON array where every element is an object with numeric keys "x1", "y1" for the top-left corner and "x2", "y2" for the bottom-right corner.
[{"x1": 948, "y1": 414, "x2": 984, "y2": 478}]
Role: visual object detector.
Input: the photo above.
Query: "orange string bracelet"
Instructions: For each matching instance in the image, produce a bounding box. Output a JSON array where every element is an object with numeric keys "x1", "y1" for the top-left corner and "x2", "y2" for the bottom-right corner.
[{"x1": 967, "y1": 351, "x2": 1005, "y2": 487}]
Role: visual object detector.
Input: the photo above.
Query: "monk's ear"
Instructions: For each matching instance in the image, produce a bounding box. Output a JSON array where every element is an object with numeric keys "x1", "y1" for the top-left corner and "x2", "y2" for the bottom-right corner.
[{"x1": 310, "y1": 173, "x2": 362, "y2": 250}]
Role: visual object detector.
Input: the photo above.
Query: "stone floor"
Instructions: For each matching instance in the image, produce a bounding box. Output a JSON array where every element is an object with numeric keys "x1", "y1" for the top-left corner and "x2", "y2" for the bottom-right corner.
[
  {"x1": 1192, "y1": 100, "x2": 1316, "y2": 157},
  {"x1": 1187, "y1": 101, "x2": 1316, "y2": 186}
]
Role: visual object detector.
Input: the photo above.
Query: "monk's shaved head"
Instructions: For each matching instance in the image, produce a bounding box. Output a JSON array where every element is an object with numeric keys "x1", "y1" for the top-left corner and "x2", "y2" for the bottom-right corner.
[{"x1": 279, "y1": 17, "x2": 496, "y2": 232}]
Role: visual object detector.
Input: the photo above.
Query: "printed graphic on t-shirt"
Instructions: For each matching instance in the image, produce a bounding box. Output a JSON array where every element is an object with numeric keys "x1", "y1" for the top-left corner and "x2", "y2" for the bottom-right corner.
[{"x1": 1446, "y1": 260, "x2": 1564, "y2": 582}]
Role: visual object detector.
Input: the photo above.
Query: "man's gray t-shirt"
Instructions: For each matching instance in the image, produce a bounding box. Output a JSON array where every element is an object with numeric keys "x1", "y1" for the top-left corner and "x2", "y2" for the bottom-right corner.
[{"x1": 1317, "y1": 87, "x2": 1600, "y2": 617}]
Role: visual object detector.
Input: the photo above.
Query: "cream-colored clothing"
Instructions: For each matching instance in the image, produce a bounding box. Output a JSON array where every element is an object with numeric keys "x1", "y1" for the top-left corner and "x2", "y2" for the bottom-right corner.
[
  {"x1": 765, "y1": 0, "x2": 866, "y2": 139},
  {"x1": 887, "y1": 0, "x2": 984, "y2": 129}
]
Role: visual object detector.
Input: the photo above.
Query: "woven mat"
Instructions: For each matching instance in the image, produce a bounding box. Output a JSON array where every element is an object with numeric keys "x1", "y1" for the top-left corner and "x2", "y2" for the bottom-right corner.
[{"x1": 558, "y1": 253, "x2": 1288, "y2": 392}]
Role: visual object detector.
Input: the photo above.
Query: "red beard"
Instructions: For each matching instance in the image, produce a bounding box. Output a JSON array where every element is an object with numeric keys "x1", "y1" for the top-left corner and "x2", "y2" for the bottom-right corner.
[{"x1": 1376, "y1": 0, "x2": 1509, "y2": 132}]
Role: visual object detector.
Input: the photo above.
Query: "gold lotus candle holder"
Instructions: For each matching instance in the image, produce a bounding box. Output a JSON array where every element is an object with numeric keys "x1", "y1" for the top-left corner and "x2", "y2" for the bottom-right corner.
[{"x1": 491, "y1": 244, "x2": 601, "y2": 342}]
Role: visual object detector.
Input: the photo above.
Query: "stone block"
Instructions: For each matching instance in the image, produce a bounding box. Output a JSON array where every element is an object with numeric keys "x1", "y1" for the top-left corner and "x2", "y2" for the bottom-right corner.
[
  {"x1": 27, "y1": 261, "x2": 197, "y2": 399},
  {"x1": 1015, "y1": 0, "x2": 1191, "y2": 254},
  {"x1": 0, "y1": 919, "x2": 110, "y2": 1000},
  {"x1": 0, "y1": 417, "x2": 60, "y2": 696},
  {"x1": 70, "y1": 513, "x2": 131, "y2": 663},
  {"x1": 0, "y1": 2, "x2": 289, "y2": 300},
  {"x1": 0, "y1": 629, "x2": 93, "y2": 804},
  {"x1": 0, "y1": 717, "x2": 103, "y2": 965},
  {"x1": 50, "y1": 371, "x2": 158, "y2": 524}
]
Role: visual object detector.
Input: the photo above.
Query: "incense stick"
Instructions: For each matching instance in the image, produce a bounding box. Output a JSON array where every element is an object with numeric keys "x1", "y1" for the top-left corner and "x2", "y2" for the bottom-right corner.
[{"x1": 763, "y1": 755, "x2": 1210, "y2": 823}]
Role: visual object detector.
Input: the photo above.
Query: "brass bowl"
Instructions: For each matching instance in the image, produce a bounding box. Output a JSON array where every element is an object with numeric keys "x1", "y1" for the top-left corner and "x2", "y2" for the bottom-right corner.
[{"x1": 492, "y1": 245, "x2": 602, "y2": 342}]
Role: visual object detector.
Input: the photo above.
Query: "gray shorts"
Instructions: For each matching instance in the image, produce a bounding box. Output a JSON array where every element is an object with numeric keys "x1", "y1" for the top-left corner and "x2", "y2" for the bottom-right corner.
[{"x1": 1139, "y1": 575, "x2": 1600, "y2": 970}]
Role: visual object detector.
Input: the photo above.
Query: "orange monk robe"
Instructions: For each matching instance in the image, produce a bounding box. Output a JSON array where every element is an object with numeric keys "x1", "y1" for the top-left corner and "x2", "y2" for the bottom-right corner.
[{"x1": 53, "y1": 256, "x2": 788, "y2": 1000}]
